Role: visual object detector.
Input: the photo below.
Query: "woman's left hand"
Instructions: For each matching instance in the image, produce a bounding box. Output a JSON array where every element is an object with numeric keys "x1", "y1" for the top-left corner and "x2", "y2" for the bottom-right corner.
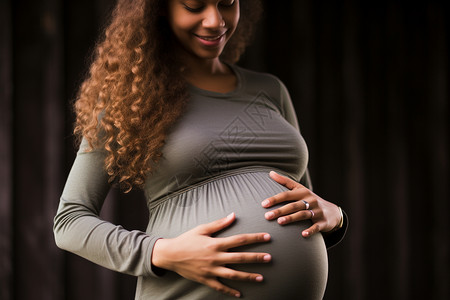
[{"x1": 261, "y1": 171, "x2": 341, "y2": 237}]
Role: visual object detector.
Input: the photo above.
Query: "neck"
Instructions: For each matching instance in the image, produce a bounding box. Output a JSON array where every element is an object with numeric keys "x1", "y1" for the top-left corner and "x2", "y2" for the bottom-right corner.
[
  {"x1": 173, "y1": 45, "x2": 228, "y2": 77},
  {"x1": 174, "y1": 48, "x2": 236, "y2": 93},
  {"x1": 182, "y1": 56, "x2": 229, "y2": 79}
]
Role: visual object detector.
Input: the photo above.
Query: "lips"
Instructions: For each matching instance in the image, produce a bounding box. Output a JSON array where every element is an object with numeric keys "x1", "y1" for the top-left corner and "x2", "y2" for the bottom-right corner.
[
  {"x1": 194, "y1": 32, "x2": 225, "y2": 41},
  {"x1": 198, "y1": 35, "x2": 223, "y2": 41},
  {"x1": 193, "y1": 32, "x2": 227, "y2": 48},
  {"x1": 194, "y1": 32, "x2": 226, "y2": 42}
]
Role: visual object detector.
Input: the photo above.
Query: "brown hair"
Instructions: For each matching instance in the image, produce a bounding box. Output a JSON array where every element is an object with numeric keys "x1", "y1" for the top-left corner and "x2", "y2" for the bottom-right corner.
[{"x1": 74, "y1": 0, "x2": 263, "y2": 192}]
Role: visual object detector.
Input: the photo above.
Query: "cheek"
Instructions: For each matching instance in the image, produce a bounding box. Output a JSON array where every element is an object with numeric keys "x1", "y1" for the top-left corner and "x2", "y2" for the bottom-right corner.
[
  {"x1": 168, "y1": 8, "x2": 198, "y2": 36},
  {"x1": 170, "y1": 21, "x2": 193, "y2": 37},
  {"x1": 225, "y1": 8, "x2": 240, "y2": 29},
  {"x1": 174, "y1": 17, "x2": 196, "y2": 32}
]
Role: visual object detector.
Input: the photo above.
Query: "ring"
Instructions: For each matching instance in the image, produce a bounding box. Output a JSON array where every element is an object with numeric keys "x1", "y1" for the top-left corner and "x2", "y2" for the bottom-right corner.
[
  {"x1": 302, "y1": 200, "x2": 310, "y2": 210},
  {"x1": 309, "y1": 210, "x2": 315, "y2": 219}
]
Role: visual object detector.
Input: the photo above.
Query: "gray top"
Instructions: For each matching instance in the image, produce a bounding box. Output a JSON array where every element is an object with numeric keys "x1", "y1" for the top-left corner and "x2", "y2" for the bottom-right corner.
[{"x1": 54, "y1": 65, "x2": 345, "y2": 299}]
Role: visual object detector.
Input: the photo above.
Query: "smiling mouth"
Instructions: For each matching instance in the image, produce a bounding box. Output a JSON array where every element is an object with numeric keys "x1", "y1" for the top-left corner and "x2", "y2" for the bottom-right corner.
[{"x1": 194, "y1": 32, "x2": 226, "y2": 41}]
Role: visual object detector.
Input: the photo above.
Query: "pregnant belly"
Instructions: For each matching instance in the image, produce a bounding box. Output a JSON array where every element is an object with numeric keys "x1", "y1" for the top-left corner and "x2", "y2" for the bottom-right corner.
[{"x1": 143, "y1": 170, "x2": 328, "y2": 300}]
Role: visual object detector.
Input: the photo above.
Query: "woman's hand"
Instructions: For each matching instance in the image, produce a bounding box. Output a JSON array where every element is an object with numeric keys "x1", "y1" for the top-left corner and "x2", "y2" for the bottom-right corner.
[
  {"x1": 151, "y1": 213, "x2": 272, "y2": 298},
  {"x1": 261, "y1": 171, "x2": 341, "y2": 238}
]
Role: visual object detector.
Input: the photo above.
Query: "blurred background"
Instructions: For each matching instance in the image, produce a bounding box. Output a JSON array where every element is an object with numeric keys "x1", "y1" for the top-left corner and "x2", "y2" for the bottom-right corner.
[{"x1": 1, "y1": 0, "x2": 449, "y2": 299}]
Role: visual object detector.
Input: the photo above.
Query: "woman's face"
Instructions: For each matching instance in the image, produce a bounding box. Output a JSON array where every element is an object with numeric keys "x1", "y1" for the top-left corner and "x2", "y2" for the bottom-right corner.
[{"x1": 167, "y1": 0, "x2": 240, "y2": 62}]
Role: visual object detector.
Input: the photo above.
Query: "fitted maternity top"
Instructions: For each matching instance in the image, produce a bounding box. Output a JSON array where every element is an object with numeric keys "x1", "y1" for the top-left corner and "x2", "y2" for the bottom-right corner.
[{"x1": 54, "y1": 65, "x2": 345, "y2": 299}]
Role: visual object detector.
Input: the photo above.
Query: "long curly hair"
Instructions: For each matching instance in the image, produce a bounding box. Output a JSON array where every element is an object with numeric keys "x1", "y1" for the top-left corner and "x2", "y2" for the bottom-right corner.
[{"x1": 74, "y1": 0, "x2": 263, "y2": 192}]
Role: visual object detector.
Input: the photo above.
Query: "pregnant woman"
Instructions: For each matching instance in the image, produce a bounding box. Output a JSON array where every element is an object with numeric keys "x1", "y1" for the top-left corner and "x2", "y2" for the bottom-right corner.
[{"x1": 54, "y1": 0, "x2": 347, "y2": 299}]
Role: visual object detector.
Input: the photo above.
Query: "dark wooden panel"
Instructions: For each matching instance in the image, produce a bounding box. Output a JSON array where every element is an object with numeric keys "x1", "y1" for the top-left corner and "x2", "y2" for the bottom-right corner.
[
  {"x1": 0, "y1": 0, "x2": 13, "y2": 299},
  {"x1": 1, "y1": 0, "x2": 449, "y2": 299},
  {"x1": 12, "y1": 0, "x2": 65, "y2": 299}
]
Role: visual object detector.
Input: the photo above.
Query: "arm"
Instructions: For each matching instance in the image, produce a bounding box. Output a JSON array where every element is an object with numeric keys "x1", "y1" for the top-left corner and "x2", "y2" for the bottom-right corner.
[
  {"x1": 53, "y1": 138, "x2": 161, "y2": 276},
  {"x1": 54, "y1": 139, "x2": 273, "y2": 297},
  {"x1": 261, "y1": 79, "x2": 347, "y2": 248}
]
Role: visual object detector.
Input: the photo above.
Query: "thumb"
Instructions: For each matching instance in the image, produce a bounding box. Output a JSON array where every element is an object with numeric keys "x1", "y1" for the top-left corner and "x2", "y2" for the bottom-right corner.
[{"x1": 195, "y1": 212, "x2": 236, "y2": 235}]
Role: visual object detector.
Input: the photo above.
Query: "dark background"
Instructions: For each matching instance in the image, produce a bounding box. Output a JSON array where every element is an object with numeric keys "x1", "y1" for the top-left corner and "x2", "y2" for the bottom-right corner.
[{"x1": 1, "y1": 0, "x2": 449, "y2": 299}]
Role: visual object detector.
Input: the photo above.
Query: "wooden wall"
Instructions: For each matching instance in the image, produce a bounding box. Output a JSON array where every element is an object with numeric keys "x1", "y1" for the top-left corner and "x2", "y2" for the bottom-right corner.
[{"x1": 1, "y1": 0, "x2": 449, "y2": 299}]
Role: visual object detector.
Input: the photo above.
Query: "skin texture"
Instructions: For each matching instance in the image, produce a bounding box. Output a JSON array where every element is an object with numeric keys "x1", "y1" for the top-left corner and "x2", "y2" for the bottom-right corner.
[
  {"x1": 262, "y1": 171, "x2": 341, "y2": 238},
  {"x1": 152, "y1": 213, "x2": 272, "y2": 298},
  {"x1": 167, "y1": 0, "x2": 239, "y2": 62},
  {"x1": 151, "y1": 0, "x2": 341, "y2": 298},
  {"x1": 167, "y1": 0, "x2": 239, "y2": 93}
]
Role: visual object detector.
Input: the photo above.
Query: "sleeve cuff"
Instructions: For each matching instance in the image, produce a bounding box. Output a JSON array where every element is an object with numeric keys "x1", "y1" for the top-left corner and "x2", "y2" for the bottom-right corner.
[
  {"x1": 323, "y1": 209, "x2": 348, "y2": 249},
  {"x1": 144, "y1": 236, "x2": 166, "y2": 277}
]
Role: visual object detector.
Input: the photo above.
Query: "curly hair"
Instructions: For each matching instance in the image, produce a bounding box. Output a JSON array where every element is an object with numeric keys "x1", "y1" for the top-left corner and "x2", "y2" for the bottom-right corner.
[{"x1": 74, "y1": 0, "x2": 263, "y2": 192}]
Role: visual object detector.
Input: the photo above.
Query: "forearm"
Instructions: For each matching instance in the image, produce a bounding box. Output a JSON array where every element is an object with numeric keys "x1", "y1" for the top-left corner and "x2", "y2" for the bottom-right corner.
[
  {"x1": 53, "y1": 138, "x2": 161, "y2": 277},
  {"x1": 53, "y1": 198, "x2": 161, "y2": 276}
]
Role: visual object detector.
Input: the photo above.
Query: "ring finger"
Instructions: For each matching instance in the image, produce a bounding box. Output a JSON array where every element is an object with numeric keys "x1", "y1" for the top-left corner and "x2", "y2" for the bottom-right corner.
[
  {"x1": 264, "y1": 200, "x2": 311, "y2": 220},
  {"x1": 277, "y1": 209, "x2": 316, "y2": 225}
]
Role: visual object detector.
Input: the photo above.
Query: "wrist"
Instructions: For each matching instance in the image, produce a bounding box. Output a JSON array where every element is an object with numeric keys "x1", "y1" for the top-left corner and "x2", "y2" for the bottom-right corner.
[
  {"x1": 331, "y1": 206, "x2": 344, "y2": 232},
  {"x1": 151, "y1": 238, "x2": 170, "y2": 274}
]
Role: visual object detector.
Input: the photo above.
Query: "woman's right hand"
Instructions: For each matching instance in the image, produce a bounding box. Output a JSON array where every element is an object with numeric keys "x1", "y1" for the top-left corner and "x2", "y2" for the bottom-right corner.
[{"x1": 151, "y1": 212, "x2": 272, "y2": 298}]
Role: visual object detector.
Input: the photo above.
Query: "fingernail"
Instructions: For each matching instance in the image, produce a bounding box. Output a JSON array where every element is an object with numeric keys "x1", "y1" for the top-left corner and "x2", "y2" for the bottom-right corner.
[
  {"x1": 261, "y1": 200, "x2": 269, "y2": 207},
  {"x1": 263, "y1": 233, "x2": 271, "y2": 241},
  {"x1": 265, "y1": 211, "x2": 274, "y2": 219},
  {"x1": 255, "y1": 275, "x2": 263, "y2": 282},
  {"x1": 235, "y1": 292, "x2": 241, "y2": 298},
  {"x1": 227, "y1": 212, "x2": 234, "y2": 220},
  {"x1": 263, "y1": 254, "x2": 271, "y2": 261},
  {"x1": 278, "y1": 217, "x2": 286, "y2": 224},
  {"x1": 303, "y1": 231, "x2": 309, "y2": 237}
]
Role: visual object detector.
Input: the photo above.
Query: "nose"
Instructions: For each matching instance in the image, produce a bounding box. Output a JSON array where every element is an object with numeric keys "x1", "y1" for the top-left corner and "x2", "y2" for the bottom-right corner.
[{"x1": 202, "y1": 6, "x2": 224, "y2": 28}]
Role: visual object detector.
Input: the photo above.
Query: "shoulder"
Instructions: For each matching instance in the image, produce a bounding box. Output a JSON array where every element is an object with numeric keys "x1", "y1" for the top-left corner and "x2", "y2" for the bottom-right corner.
[
  {"x1": 233, "y1": 65, "x2": 287, "y2": 95},
  {"x1": 232, "y1": 65, "x2": 292, "y2": 114}
]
